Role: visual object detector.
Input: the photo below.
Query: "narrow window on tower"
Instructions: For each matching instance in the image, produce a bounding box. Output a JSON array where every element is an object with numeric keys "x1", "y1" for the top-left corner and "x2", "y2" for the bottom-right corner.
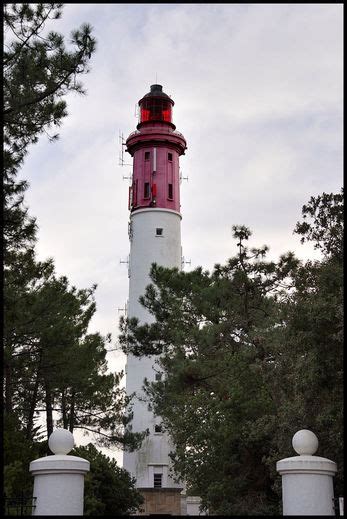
[
  {"x1": 154, "y1": 474, "x2": 162, "y2": 488},
  {"x1": 168, "y1": 183, "x2": 173, "y2": 200},
  {"x1": 144, "y1": 182, "x2": 150, "y2": 199},
  {"x1": 156, "y1": 228, "x2": 163, "y2": 237},
  {"x1": 145, "y1": 151, "x2": 150, "y2": 160},
  {"x1": 168, "y1": 152, "x2": 173, "y2": 161}
]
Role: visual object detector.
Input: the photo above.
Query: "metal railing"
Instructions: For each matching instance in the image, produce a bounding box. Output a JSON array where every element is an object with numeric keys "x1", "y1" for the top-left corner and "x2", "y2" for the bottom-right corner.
[
  {"x1": 333, "y1": 497, "x2": 344, "y2": 517},
  {"x1": 172, "y1": 130, "x2": 185, "y2": 138},
  {"x1": 3, "y1": 495, "x2": 36, "y2": 516},
  {"x1": 127, "y1": 129, "x2": 185, "y2": 139},
  {"x1": 127, "y1": 130, "x2": 140, "y2": 139}
]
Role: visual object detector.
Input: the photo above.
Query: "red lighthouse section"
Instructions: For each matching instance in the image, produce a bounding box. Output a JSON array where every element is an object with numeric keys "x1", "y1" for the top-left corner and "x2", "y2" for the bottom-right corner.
[{"x1": 126, "y1": 85, "x2": 187, "y2": 214}]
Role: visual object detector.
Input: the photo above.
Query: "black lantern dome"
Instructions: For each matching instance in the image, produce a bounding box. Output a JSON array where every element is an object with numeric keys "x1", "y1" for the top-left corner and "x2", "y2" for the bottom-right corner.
[{"x1": 138, "y1": 85, "x2": 174, "y2": 127}]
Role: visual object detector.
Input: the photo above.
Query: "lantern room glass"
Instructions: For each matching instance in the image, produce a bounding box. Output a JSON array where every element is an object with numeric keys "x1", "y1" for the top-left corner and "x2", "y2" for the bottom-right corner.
[{"x1": 140, "y1": 98, "x2": 172, "y2": 123}]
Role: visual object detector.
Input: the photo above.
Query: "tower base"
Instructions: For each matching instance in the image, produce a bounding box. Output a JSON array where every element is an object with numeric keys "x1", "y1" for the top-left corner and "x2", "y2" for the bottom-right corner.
[{"x1": 137, "y1": 488, "x2": 183, "y2": 515}]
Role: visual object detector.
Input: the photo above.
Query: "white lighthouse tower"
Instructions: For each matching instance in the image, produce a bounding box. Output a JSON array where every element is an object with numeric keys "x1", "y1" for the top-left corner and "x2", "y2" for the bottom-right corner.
[{"x1": 123, "y1": 84, "x2": 187, "y2": 515}]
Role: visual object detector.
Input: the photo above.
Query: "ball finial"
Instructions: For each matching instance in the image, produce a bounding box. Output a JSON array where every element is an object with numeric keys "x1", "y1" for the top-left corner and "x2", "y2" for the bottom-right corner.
[
  {"x1": 292, "y1": 429, "x2": 319, "y2": 455},
  {"x1": 48, "y1": 428, "x2": 75, "y2": 455}
]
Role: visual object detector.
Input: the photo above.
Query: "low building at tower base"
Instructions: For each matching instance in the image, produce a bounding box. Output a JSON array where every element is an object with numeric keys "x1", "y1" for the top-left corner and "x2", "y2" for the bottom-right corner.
[
  {"x1": 137, "y1": 488, "x2": 182, "y2": 515},
  {"x1": 136, "y1": 489, "x2": 207, "y2": 516}
]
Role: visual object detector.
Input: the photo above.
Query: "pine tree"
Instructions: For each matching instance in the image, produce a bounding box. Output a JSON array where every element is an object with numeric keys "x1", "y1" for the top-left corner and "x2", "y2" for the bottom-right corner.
[
  {"x1": 3, "y1": 5, "x2": 145, "y2": 497},
  {"x1": 4, "y1": 2, "x2": 97, "y2": 423},
  {"x1": 261, "y1": 189, "x2": 344, "y2": 497},
  {"x1": 119, "y1": 191, "x2": 343, "y2": 514},
  {"x1": 72, "y1": 444, "x2": 144, "y2": 515},
  {"x1": 3, "y1": 3, "x2": 96, "y2": 179},
  {"x1": 120, "y1": 226, "x2": 298, "y2": 514}
]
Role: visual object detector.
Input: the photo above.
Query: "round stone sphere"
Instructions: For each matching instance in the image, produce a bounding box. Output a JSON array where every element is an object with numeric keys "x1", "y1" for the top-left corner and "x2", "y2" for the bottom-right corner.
[
  {"x1": 292, "y1": 429, "x2": 319, "y2": 455},
  {"x1": 48, "y1": 428, "x2": 75, "y2": 455}
]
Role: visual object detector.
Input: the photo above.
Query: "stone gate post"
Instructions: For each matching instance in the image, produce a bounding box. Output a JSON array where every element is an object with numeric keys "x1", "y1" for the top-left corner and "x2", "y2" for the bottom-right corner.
[
  {"x1": 276, "y1": 429, "x2": 337, "y2": 516},
  {"x1": 29, "y1": 428, "x2": 90, "y2": 516}
]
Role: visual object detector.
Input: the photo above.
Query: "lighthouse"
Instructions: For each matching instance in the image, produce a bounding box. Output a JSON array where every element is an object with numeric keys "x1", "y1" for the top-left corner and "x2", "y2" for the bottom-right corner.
[{"x1": 123, "y1": 84, "x2": 187, "y2": 515}]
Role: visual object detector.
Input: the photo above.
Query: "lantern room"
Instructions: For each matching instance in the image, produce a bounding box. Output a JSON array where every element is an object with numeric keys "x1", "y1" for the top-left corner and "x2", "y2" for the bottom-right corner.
[{"x1": 137, "y1": 84, "x2": 174, "y2": 128}]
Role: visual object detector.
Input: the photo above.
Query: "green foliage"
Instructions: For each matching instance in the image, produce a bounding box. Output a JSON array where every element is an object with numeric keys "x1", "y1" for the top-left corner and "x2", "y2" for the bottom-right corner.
[
  {"x1": 3, "y1": 2, "x2": 96, "y2": 267},
  {"x1": 4, "y1": 268, "x2": 144, "y2": 450},
  {"x1": 119, "y1": 191, "x2": 343, "y2": 515},
  {"x1": 120, "y1": 228, "x2": 292, "y2": 514},
  {"x1": 274, "y1": 188, "x2": 344, "y2": 494},
  {"x1": 72, "y1": 444, "x2": 144, "y2": 516},
  {"x1": 3, "y1": 3, "x2": 96, "y2": 177},
  {"x1": 3, "y1": 4, "x2": 145, "y2": 502},
  {"x1": 4, "y1": 414, "x2": 38, "y2": 497},
  {"x1": 294, "y1": 188, "x2": 343, "y2": 259}
]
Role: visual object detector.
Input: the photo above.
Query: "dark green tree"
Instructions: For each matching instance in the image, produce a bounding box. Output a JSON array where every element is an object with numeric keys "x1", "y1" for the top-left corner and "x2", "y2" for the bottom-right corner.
[
  {"x1": 3, "y1": 413, "x2": 41, "y2": 498},
  {"x1": 120, "y1": 227, "x2": 299, "y2": 515},
  {"x1": 2, "y1": 3, "x2": 144, "y2": 505},
  {"x1": 262, "y1": 189, "x2": 344, "y2": 496},
  {"x1": 5, "y1": 270, "x2": 145, "y2": 448},
  {"x1": 119, "y1": 191, "x2": 343, "y2": 515},
  {"x1": 3, "y1": 3, "x2": 96, "y2": 179},
  {"x1": 3, "y1": 1, "x2": 97, "y2": 433},
  {"x1": 294, "y1": 189, "x2": 343, "y2": 259},
  {"x1": 3, "y1": 3, "x2": 97, "y2": 313},
  {"x1": 4, "y1": 271, "x2": 145, "y2": 503},
  {"x1": 72, "y1": 444, "x2": 144, "y2": 516}
]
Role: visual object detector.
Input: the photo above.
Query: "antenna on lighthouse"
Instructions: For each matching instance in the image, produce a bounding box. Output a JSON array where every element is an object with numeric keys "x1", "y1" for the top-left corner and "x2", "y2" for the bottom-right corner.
[
  {"x1": 120, "y1": 256, "x2": 130, "y2": 277},
  {"x1": 179, "y1": 168, "x2": 189, "y2": 183},
  {"x1": 118, "y1": 131, "x2": 132, "y2": 167},
  {"x1": 181, "y1": 256, "x2": 192, "y2": 269},
  {"x1": 117, "y1": 300, "x2": 128, "y2": 315},
  {"x1": 119, "y1": 255, "x2": 129, "y2": 265}
]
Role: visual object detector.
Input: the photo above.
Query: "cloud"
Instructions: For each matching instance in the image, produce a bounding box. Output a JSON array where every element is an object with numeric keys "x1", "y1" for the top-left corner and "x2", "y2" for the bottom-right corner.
[
  {"x1": 20, "y1": 0, "x2": 343, "y2": 330},
  {"x1": 18, "y1": 3, "x2": 342, "y2": 460}
]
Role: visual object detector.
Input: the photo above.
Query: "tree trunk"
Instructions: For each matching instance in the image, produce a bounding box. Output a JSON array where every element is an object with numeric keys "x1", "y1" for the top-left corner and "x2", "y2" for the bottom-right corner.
[
  {"x1": 69, "y1": 390, "x2": 75, "y2": 433},
  {"x1": 26, "y1": 352, "x2": 42, "y2": 440},
  {"x1": 61, "y1": 388, "x2": 69, "y2": 429},
  {"x1": 44, "y1": 381, "x2": 54, "y2": 447},
  {"x1": 4, "y1": 362, "x2": 12, "y2": 414},
  {"x1": 26, "y1": 375, "x2": 40, "y2": 440}
]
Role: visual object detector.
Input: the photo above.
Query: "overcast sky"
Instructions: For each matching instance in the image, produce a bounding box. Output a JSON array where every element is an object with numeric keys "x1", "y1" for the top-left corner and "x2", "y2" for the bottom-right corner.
[{"x1": 19, "y1": 3, "x2": 343, "y2": 462}]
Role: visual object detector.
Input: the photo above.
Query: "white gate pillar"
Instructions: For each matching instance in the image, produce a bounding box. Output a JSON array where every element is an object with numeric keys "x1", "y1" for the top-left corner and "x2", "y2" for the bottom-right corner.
[
  {"x1": 276, "y1": 429, "x2": 337, "y2": 516},
  {"x1": 29, "y1": 429, "x2": 90, "y2": 516}
]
